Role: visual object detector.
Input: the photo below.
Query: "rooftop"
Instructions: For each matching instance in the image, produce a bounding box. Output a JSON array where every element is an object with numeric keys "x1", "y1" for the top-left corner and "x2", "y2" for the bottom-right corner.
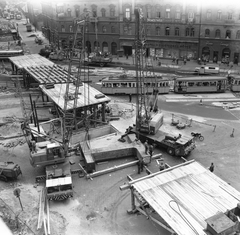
[{"x1": 132, "y1": 160, "x2": 240, "y2": 235}]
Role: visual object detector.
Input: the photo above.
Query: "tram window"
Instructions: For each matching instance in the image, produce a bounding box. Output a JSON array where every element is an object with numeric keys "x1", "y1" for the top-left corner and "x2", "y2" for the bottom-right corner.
[
  {"x1": 121, "y1": 83, "x2": 127, "y2": 87},
  {"x1": 132, "y1": 83, "x2": 136, "y2": 87},
  {"x1": 188, "y1": 82, "x2": 194, "y2": 87},
  {"x1": 238, "y1": 80, "x2": 240, "y2": 85},
  {"x1": 203, "y1": 82, "x2": 209, "y2": 86},
  {"x1": 166, "y1": 82, "x2": 169, "y2": 86},
  {"x1": 158, "y1": 83, "x2": 162, "y2": 87},
  {"x1": 128, "y1": 83, "x2": 132, "y2": 87},
  {"x1": 210, "y1": 81, "x2": 216, "y2": 86},
  {"x1": 113, "y1": 83, "x2": 120, "y2": 87},
  {"x1": 102, "y1": 83, "x2": 106, "y2": 87},
  {"x1": 163, "y1": 82, "x2": 166, "y2": 87},
  {"x1": 196, "y1": 82, "x2": 202, "y2": 86}
]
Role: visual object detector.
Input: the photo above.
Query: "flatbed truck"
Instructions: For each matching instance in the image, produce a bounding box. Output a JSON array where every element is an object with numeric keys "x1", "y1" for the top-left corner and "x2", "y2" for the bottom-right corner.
[{"x1": 130, "y1": 128, "x2": 195, "y2": 157}]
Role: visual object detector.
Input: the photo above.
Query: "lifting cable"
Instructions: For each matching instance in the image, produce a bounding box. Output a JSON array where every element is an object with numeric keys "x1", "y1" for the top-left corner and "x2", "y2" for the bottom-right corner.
[{"x1": 169, "y1": 200, "x2": 199, "y2": 235}]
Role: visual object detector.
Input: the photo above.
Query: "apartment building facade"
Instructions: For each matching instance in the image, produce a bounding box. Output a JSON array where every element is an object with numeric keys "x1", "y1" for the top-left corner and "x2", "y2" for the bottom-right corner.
[{"x1": 35, "y1": 0, "x2": 240, "y2": 63}]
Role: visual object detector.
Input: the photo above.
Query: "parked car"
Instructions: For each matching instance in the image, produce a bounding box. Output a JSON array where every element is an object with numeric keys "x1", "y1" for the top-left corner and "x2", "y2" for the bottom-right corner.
[
  {"x1": 49, "y1": 52, "x2": 64, "y2": 61},
  {"x1": 35, "y1": 36, "x2": 43, "y2": 45}
]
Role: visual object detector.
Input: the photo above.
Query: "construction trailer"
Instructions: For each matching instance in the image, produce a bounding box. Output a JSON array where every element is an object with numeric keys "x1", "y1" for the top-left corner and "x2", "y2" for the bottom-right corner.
[
  {"x1": 120, "y1": 160, "x2": 240, "y2": 235},
  {"x1": 0, "y1": 162, "x2": 22, "y2": 182}
]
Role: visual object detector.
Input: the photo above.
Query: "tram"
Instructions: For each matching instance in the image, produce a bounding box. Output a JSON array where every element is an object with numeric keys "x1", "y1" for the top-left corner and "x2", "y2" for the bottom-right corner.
[
  {"x1": 174, "y1": 76, "x2": 227, "y2": 93},
  {"x1": 228, "y1": 75, "x2": 240, "y2": 92},
  {"x1": 101, "y1": 73, "x2": 170, "y2": 95}
]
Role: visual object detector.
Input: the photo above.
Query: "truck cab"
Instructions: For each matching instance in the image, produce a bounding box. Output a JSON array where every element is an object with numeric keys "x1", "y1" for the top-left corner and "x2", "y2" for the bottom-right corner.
[{"x1": 0, "y1": 162, "x2": 22, "y2": 181}]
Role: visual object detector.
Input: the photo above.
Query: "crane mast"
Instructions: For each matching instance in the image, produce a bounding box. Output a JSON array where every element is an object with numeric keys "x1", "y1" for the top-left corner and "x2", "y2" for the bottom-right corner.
[
  {"x1": 62, "y1": 20, "x2": 85, "y2": 156},
  {"x1": 134, "y1": 8, "x2": 151, "y2": 133}
]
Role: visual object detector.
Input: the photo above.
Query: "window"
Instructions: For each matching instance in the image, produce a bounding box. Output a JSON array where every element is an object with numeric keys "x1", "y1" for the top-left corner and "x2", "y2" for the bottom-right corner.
[
  {"x1": 196, "y1": 82, "x2": 202, "y2": 86},
  {"x1": 146, "y1": 26, "x2": 150, "y2": 35},
  {"x1": 166, "y1": 9, "x2": 170, "y2": 18},
  {"x1": 188, "y1": 82, "x2": 194, "y2": 87},
  {"x1": 203, "y1": 82, "x2": 209, "y2": 86},
  {"x1": 210, "y1": 81, "x2": 216, "y2": 86},
  {"x1": 186, "y1": 27, "x2": 190, "y2": 36},
  {"x1": 190, "y1": 28, "x2": 194, "y2": 37},
  {"x1": 126, "y1": 8, "x2": 130, "y2": 19},
  {"x1": 75, "y1": 9, "x2": 79, "y2": 18},
  {"x1": 111, "y1": 26, "x2": 115, "y2": 33},
  {"x1": 175, "y1": 27, "x2": 179, "y2": 36},
  {"x1": 101, "y1": 8, "x2": 106, "y2": 17},
  {"x1": 92, "y1": 9, "x2": 97, "y2": 17},
  {"x1": 147, "y1": 8, "x2": 151, "y2": 18},
  {"x1": 215, "y1": 29, "x2": 221, "y2": 38},
  {"x1": 56, "y1": 5, "x2": 64, "y2": 14},
  {"x1": 110, "y1": 8, "x2": 115, "y2": 17},
  {"x1": 156, "y1": 7, "x2": 161, "y2": 18},
  {"x1": 205, "y1": 29, "x2": 210, "y2": 37},
  {"x1": 67, "y1": 8, "x2": 71, "y2": 17},
  {"x1": 123, "y1": 26, "x2": 128, "y2": 34},
  {"x1": 228, "y1": 12, "x2": 233, "y2": 20},
  {"x1": 226, "y1": 30, "x2": 231, "y2": 39},
  {"x1": 188, "y1": 12, "x2": 194, "y2": 19},
  {"x1": 176, "y1": 10, "x2": 181, "y2": 19},
  {"x1": 217, "y1": 11, "x2": 222, "y2": 20},
  {"x1": 85, "y1": 26, "x2": 89, "y2": 33},
  {"x1": 69, "y1": 26, "x2": 73, "y2": 32},
  {"x1": 61, "y1": 25, "x2": 65, "y2": 32},
  {"x1": 236, "y1": 30, "x2": 240, "y2": 39},
  {"x1": 156, "y1": 26, "x2": 160, "y2": 35},
  {"x1": 206, "y1": 10, "x2": 211, "y2": 20},
  {"x1": 102, "y1": 26, "x2": 107, "y2": 33},
  {"x1": 165, "y1": 27, "x2": 170, "y2": 35}
]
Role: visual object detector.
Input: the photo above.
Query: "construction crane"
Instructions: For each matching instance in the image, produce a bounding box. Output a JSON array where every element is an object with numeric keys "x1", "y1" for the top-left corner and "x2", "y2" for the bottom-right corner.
[
  {"x1": 130, "y1": 8, "x2": 195, "y2": 158},
  {"x1": 17, "y1": 19, "x2": 87, "y2": 200},
  {"x1": 134, "y1": 8, "x2": 163, "y2": 135}
]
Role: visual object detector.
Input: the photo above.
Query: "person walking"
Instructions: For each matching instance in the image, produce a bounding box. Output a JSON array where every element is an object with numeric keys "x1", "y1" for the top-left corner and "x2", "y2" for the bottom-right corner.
[
  {"x1": 148, "y1": 144, "x2": 154, "y2": 163},
  {"x1": 209, "y1": 163, "x2": 214, "y2": 172},
  {"x1": 144, "y1": 140, "x2": 149, "y2": 154},
  {"x1": 129, "y1": 94, "x2": 132, "y2": 102}
]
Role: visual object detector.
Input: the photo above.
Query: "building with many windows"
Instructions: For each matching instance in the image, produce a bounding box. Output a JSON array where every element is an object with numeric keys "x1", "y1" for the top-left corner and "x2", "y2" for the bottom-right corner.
[{"x1": 28, "y1": 0, "x2": 240, "y2": 63}]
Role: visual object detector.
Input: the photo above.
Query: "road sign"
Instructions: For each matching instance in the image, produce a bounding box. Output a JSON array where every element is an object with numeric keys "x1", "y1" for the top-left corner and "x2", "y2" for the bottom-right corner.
[{"x1": 13, "y1": 188, "x2": 21, "y2": 197}]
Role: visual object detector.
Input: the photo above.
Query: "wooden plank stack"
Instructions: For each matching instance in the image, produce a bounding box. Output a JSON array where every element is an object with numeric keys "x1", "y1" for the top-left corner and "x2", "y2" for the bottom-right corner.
[{"x1": 37, "y1": 187, "x2": 51, "y2": 235}]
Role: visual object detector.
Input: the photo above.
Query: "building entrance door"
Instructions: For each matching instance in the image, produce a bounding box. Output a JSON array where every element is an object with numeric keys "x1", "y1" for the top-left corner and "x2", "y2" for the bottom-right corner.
[
  {"x1": 234, "y1": 53, "x2": 239, "y2": 64},
  {"x1": 213, "y1": 51, "x2": 218, "y2": 63}
]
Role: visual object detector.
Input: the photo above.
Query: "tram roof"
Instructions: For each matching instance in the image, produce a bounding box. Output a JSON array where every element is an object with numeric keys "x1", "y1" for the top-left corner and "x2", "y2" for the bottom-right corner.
[
  {"x1": 102, "y1": 75, "x2": 170, "y2": 82},
  {"x1": 175, "y1": 76, "x2": 227, "y2": 81}
]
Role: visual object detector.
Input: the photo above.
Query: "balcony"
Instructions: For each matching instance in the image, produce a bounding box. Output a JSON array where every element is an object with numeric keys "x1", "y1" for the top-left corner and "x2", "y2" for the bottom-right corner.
[{"x1": 123, "y1": 17, "x2": 131, "y2": 22}]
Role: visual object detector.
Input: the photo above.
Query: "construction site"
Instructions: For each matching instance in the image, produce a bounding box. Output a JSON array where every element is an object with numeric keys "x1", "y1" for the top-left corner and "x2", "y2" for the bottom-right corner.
[{"x1": 1, "y1": 8, "x2": 240, "y2": 235}]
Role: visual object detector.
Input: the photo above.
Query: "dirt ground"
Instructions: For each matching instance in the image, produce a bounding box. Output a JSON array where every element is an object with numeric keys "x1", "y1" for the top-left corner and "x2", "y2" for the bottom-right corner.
[{"x1": 1, "y1": 95, "x2": 240, "y2": 235}]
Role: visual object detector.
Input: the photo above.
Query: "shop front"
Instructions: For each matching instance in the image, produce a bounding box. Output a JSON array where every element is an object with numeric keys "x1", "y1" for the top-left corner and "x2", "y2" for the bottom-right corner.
[{"x1": 147, "y1": 41, "x2": 198, "y2": 60}]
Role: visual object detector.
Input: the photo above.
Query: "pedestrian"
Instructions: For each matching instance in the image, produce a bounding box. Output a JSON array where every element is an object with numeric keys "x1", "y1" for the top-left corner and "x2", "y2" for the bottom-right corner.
[
  {"x1": 183, "y1": 58, "x2": 187, "y2": 65},
  {"x1": 176, "y1": 58, "x2": 179, "y2": 65},
  {"x1": 159, "y1": 160, "x2": 165, "y2": 171},
  {"x1": 126, "y1": 53, "x2": 128, "y2": 59},
  {"x1": 148, "y1": 144, "x2": 153, "y2": 162},
  {"x1": 129, "y1": 94, "x2": 132, "y2": 102},
  {"x1": 144, "y1": 140, "x2": 149, "y2": 154},
  {"x1": 209, "y1": 162, "x2": 214, "y2": 172}
]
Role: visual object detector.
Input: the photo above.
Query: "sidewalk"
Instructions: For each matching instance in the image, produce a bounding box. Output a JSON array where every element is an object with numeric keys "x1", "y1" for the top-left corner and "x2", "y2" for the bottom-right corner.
[{"x1": 111, "y1": 56, "x2": 240, "y2": 75}]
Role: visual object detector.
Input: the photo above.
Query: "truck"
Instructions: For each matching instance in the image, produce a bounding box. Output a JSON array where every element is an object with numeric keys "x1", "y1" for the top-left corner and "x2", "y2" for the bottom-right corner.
[
  {"x1": 131, "y1": 127, "x2": 195, "y2": 157},
  {"x1": 0, "y1": 162, "x2": 22, "y2": 181},
  {"x1": 84, "y1": 52, "x2": 113, "y2": 67}
]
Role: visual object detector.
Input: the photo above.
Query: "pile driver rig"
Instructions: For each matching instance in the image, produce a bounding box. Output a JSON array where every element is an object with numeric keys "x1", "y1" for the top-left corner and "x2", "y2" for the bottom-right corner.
[{"x1": 18, "y1": 19, "x2": 88, "y2": 200}]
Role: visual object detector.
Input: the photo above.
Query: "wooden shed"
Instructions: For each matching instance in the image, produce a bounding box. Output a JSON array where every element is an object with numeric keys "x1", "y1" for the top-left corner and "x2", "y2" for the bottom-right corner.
[{"x1": 120, "y1": 160, "x2": 240, "y2": 235}]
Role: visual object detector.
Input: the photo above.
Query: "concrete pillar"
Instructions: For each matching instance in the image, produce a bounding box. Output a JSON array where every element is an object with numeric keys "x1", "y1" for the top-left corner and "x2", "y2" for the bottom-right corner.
[
  {"x1": 130, "y1": 188, "x2": 136, "y2": 211},
  {"x1": 102, "y1": 103, "x2": 106, "y2": 122}
]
